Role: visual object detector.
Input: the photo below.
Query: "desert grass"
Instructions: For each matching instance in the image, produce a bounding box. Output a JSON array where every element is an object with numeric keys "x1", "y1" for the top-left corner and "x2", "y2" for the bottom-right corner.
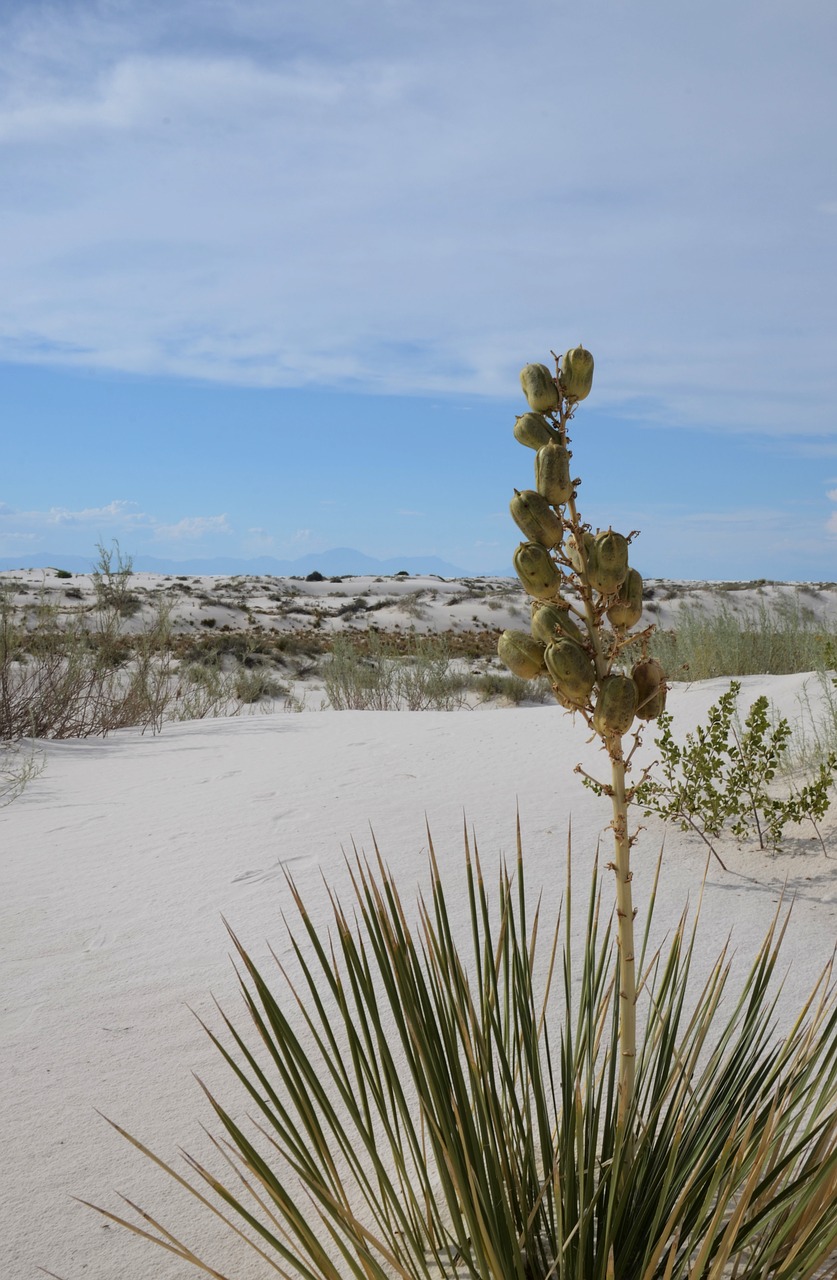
[
  {"x1": 645, "y1": 602, "x2": 837, "y2": 681},
  {"x1": 323, "y1": 634, "x2": 468, "y2": 710}
]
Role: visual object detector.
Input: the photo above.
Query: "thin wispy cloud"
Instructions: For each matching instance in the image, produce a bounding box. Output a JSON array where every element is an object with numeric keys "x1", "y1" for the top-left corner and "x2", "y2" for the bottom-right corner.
[
  {"x1": 0, "y1": 0, "x2": 834, "y2": 435},
  {"x1": 152, "y1": 514, "x2": 232, "y2": 541},
  {"x1": 0, "y1": 500, "x2": 232, "y2": 551}
]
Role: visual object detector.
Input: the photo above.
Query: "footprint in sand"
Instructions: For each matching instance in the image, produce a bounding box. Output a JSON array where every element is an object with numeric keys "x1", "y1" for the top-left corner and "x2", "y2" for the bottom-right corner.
[{"x1": 232, "y1": 853, "x2": 311, "y2": 883}]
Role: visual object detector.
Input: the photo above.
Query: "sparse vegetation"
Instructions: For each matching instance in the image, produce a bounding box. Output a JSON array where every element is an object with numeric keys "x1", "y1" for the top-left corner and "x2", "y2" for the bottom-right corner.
[
  {"x1": 323, "y1": 634, "x2": 467, "y2": 710},
  {"x1": 645, "y1": 601, "x2": 836, "y2": 679}
]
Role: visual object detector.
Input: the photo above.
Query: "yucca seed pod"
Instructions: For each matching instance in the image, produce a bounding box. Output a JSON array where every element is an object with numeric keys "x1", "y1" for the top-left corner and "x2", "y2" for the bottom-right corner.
[
  {"x1": 531, "y1": 601, "x2": 584, "y2": 647},
  {"x1": 594, "y1": 529, "x2": 629, "y2": 575},
  {"x1": 513, "y1": 541, "x2": 561, "y2": 600},
  {"x1": 513, "y1": 412, "x2": 560, "y2": 451},
  {"x1": 593, "y1": 674, "x2": 638, "y2": 736},
  {"x1": 559, "y1": 345, "x2": 594, "y2": 401},
  {"x1": 607, "y1": 568, "x2": 643, "y2": 629},
  {"x1": 566, "y1": 530, "x2": 596, "y2": 574},
  {"x1": 632, "y1": 658, "x2": 667, "y2": 721},
  {"x1": 497, "y1": 630, "x2": 546, "y2": 680},
  {"x1": 588, "y1": 529, "x2": 629, "y2": 594},
  {"x1": 534, "y1": 441, "x2": 573, "y2": 505},
  {"x1": 510, "y1": 489, "x2": 564, "y2": 548},
  {"x1": 520, "y1": 363, "x2": 560, "y2": 413},
  {"x1": 544, "y1": 638, "x2": 596, "y2": 705}
]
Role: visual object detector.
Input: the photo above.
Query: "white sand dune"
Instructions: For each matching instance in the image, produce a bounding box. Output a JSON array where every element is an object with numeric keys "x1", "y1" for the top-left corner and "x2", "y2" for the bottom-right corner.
[
  {"x1": 2, "y1": 672, "x2": 836, "y2": 1278},
  {"x1": 3, "y1": 569, "x2": 837, "y2": 641}
]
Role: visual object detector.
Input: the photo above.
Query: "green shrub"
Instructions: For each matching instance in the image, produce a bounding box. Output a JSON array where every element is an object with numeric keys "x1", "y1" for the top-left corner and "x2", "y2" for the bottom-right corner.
[{"x1": 628, "y1": 682, "x2": 836, "y2": 861}]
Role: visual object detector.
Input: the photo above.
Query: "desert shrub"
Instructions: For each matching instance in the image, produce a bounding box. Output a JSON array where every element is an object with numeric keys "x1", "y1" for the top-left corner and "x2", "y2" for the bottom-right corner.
[
  {"x1": 645, "y1": 601, "x2": 836, "y2": 680},
  {"x1": 54, "y1": 568, "x2": 73, "y2": 579},
  {"x1": 323, "y1": 634, "x2": 466, "y2": 710},
  {"x1": 472, "y1": 670, "x2": 553, "y2": 703},
  {"x1": 0, "y1": 584, "x2": 176, "y2": 739},
  {"x1": 0, "y1": 740, "x2": 44, "y2": 805},
  {"x1": 627, "y1": 681, "x2": 836, "y2": 861},
  {"x1": 231, "y1": 665, "x2": 288, "y2": 703}
]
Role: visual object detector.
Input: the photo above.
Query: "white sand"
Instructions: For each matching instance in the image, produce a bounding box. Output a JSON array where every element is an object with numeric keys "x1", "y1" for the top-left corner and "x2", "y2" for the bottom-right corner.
[
  {"x1": 3, "y1": 568, "x2": 837, "y2": 640},
  {"x1": 2, "y1": 669, "x2": 836, "y2": 1278}
]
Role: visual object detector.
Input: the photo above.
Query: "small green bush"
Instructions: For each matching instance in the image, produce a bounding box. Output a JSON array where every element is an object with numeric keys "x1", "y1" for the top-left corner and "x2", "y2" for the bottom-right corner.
[{"x1": 630, "y1": 681, "x2": 836, "y2": 861}]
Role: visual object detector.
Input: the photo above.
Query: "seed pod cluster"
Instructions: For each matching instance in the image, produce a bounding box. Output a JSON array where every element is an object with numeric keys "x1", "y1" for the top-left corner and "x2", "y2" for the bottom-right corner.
[{"x1": 497, "y1": 347, "x2": 665, "y2": 726}]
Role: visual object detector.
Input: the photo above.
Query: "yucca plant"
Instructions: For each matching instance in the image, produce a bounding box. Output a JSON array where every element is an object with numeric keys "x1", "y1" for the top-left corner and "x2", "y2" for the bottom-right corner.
[
  {"x1": 86, "y1": 350, "x2": 837, "y2": 1279},
  {"x1": 87, "y1": 829, "x2": 837, "y2": 1279}
]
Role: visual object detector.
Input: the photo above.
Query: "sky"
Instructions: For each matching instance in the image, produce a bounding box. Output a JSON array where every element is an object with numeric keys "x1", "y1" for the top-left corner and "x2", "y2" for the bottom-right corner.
[{"x1": 1, "y1": 0, "x2": 836, "y2": 580}]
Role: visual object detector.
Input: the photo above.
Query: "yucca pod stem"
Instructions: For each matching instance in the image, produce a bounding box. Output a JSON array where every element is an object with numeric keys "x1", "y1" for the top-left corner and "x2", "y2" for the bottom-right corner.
[
  {"x1": 555, "y1": 400, "x2": 637, "y2": 1161},
  {"x1": 606, "y1": 736, "x2": 637, "y2": 1160}
]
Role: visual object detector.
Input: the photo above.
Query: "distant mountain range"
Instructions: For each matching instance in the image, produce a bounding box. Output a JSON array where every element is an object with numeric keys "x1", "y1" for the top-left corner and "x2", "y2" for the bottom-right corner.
[{"x1": 0, "y1": 546, "x2": 502, "y2": 579}]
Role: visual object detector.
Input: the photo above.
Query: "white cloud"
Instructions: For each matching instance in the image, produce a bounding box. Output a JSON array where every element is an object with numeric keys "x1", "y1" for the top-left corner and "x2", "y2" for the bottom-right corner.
[
  {"x1": 45, "y1": 500, "x2": 145, "y2": 526},
  {"x1": 0, "y1": 2, "x2": 834, "y2": 435},
  {"x1": 0, "y1": 499, "x2": 233, "y2": 550},
  {"x1": 153, "y1": 514, "x2": 232, "y2": 540},
  {"x1": 0, "y1": 499, "x2": 149, "y2": 529},
  {"x1": 827, "y1": 488, "x2": 837, "y2": 502}
]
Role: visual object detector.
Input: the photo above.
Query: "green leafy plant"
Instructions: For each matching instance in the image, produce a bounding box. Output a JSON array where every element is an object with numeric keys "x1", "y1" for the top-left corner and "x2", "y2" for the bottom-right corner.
[{"x1": 631, "y1": 682, "x2": 836, "y2": 863}]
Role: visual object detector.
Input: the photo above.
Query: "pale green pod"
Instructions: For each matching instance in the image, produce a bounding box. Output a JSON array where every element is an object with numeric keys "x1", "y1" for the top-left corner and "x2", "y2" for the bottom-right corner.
[
  {"x1": 559, "y1": 345, "x2": 594, "y2": 401},
  {"x1": 588, "y1": 529, "x2": 629, "y2": 594},
  {"x1": 566, "y1": 530, "x2": 596, "y2": 574},
  {"x1": 513, "y1": 542, "x2": 561, "y2": 600},
  {"x1": 520, "y1": 363, "x2": 560, "y2": 413},
  {"x1": 531, "y1": 602, "x2": 584, "y2": 647},
  {"x1": 607, "y1": 568, "x2": 643, "y2": 629},
  {"x1": 534, "y1": 441, "x2": 573, "y2": 505},
  {"x1": 513, "y1": 412, "x2": 560, "y2": 451},
  {"x1": 509, "y1": 489, "x2": 563, "y2": 548},
  {"x1": 544, "y1": 638, "x2": 596, "y2": 704},
  {"x1": 588, "y1": 566, "x2": 624, "y2": 596},
  {"x1": 594, "y1": 529, "x2": 629, "y2": 575},
  {"x1": 632, "y1": 658, "x2": 667, "y2": 721},
  {"x1": 593, "y1": 675, "x2": 638, "y2": 736},
  {"x1": 497, "y1": 630, "x2": 546, "y2": 680}
]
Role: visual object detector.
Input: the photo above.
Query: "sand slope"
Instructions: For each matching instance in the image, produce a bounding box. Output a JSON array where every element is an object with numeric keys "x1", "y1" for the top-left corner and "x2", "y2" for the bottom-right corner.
[{"x1": 2, "y1": 674, "x2": 836, "y2": 1278}]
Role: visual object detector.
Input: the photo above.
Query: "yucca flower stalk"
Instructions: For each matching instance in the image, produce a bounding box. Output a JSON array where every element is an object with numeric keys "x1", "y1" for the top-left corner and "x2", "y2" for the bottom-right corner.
[{"x1": 503, "y1": 348, "x2": 663, "y2": 1148}]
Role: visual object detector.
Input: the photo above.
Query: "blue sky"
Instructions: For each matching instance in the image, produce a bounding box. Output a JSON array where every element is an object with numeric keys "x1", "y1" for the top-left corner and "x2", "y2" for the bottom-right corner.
[{"x1": 1, "y1": 0, "x2": 836, "y2": 579}]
